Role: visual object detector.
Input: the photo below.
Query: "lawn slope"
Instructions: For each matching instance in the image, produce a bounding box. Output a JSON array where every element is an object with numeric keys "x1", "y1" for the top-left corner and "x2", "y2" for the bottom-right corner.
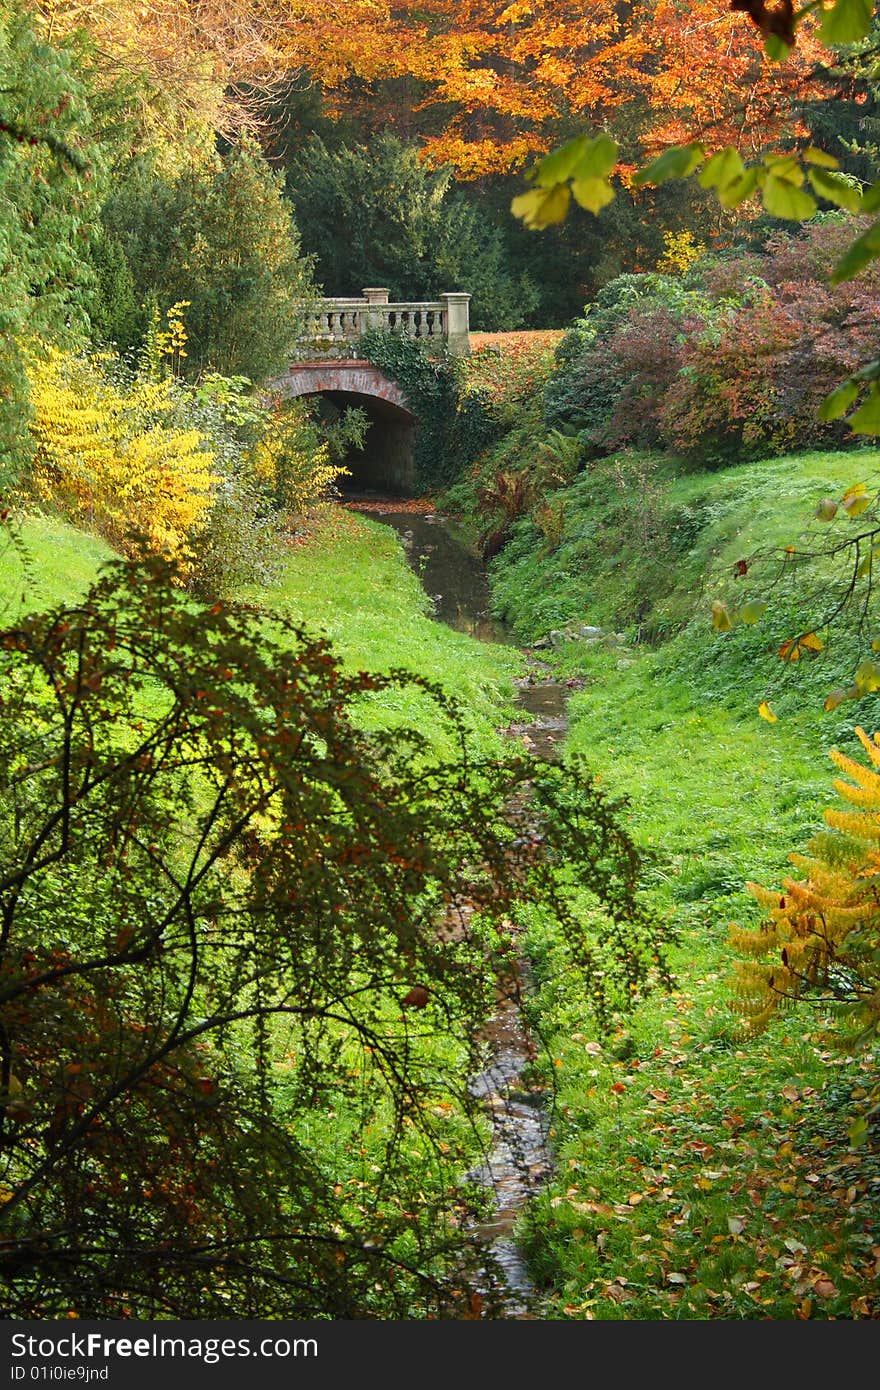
[{"x1": 481, "y1": 448, "x2": 880, "y2": 1318}]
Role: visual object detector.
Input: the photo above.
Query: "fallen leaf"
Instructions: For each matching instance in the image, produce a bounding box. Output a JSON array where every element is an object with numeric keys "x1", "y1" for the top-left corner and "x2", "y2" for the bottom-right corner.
[
  {"x1": 400, "y1": 986, "x2": 430, "y2": 1008},
  {"x1": 813, "y1": 1277, "x2": 839, "y2": 1300}
]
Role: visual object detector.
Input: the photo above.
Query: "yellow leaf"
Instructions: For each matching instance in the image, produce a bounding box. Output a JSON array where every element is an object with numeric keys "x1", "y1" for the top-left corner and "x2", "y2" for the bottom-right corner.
[
  {"x1": 712, "y1": 600, "x2": 733, "y2": 631},
  {"x1": 571, "y1": 176, "x2": 615, "y2": 214},
  {"x1": 842, "y1": 493, "x2": 872, "y2": 518},
  {"x1": 758, "y1": 702, "x2": 778, "y2": 723},
  {"x1": 855, "y1": 659, "x2": 880, "y2": 694},
  {"x1": 824, "y1": 687, "x2": 849, "y2": 712},
  {"x1": 842, "y1": 481, "x2": 868, "y2": 501},
  {"x1": 801, "y1": 632, "x2": 823, "y2": 653},
  {"x1": 511, "y1": 184, "x2": 571, "y2": 228}
]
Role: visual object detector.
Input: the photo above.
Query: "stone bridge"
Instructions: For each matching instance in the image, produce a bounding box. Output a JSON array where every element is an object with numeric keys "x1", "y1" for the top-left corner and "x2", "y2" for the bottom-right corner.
[{"x1": 268, "y1": 288, "x2": 470, "y2": 495}]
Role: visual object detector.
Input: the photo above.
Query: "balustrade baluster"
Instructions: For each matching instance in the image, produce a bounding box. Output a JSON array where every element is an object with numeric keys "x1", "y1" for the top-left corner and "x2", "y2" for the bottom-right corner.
[{"x1": 292, "y1": 292, "x2": 467, "y2": 360}]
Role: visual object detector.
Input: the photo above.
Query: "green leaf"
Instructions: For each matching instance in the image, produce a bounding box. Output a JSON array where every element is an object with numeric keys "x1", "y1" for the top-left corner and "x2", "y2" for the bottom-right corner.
[
  {"x1": 764, "y1": 155, "x2": 804, "y2": 183},
  {"x1": 832, "y1": 220, "x2": 880, "y2": 282},
  {"x1": 819, "y1": 380, "x2": 860, "y2": 421},
  {"x1": 803, "y1": 147, "x2": 840, "y2": 169},
  {"x1": 717, "y1": 166, "x2": 761, "y2": 209},
  {"x1": 739, "y1": 600, "x2": 768, "y2": 624},
  {"x1": 699, "y1": 147, "x2": 745, "y2": 192},
  {"x1": 808, "y1": 167, "x2": 863, "y2": 213},
  {"x1": 532, "y1": 134, "x2": 594, "y2": 188},
  {"x1": 820, "y1": 0, "x2": 873, "y2": 46},
  {"x1": 859, "y1": 182, "x2": 880, "y2": 213},
  {"x1": 571, "y1": 176, "x2": 616, "y2": 214},
  {"x1": 570, "y1": 133, "x2": 619, "y2": 182},
  {"x1": 761, "y1": 175, "x2": 817, "y2": 220},
  {"x1": 848, "y1": 384, "x2": 880, "y2": 436},
  {"x1": 848, "y1": 1114, "x2": 869, "y2": 1146},
  {"x1": 764, "y1": 33, "x2": 790, "y2": 62},
  {"x1": 511, "y1": 184, "x2": 571, "y2": 229},
  {"x1": 632, "y1": 143, "x2": 704, "y2": 188}
]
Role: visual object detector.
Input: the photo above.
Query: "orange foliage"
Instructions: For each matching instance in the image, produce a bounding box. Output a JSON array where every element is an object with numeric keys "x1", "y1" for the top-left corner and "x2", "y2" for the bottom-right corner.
[
  {"x1": 465, "y1": 331, "x2": 564, "y2": 404},
  {"x1": 276, "y1": 0, "x2": 829, "y2": 177},
  {"x1": 44, "y1": 0, "x2": 833, "y2": 175},
  {"x1": 641, "y1": 0, "x2": 827, "y2": 154}
]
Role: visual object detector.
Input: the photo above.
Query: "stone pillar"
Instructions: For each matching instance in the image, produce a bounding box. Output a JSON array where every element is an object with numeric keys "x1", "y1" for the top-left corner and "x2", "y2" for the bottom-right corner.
[
  {"x1": 440, "y1": 292, "x2": 471, "y2": 356},
  {"x1": 363, "y1": 287, "x2": 389, "y2": 333}
]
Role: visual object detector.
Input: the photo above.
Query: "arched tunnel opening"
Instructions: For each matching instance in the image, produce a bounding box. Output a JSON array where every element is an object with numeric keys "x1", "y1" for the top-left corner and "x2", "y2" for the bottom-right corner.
[{"x1": 311, "y1": 391, "x2": 417, "y2": 498}]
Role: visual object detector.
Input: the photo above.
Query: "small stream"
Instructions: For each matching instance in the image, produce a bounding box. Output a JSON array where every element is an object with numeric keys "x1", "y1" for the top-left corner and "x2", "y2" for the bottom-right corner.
[{"x1": 348, "y1": 497, "x2": 570, "y2": 1316}]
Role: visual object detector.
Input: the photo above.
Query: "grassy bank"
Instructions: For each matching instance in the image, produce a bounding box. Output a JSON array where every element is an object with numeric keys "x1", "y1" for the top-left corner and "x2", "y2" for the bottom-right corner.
[
  {"x1": 242, "y1": 508, "x2": 519, "y2": 751},
  {"x1": 2, "y1": 508, "x2": 519, "y2": 747},
  {"x1": 477, "y1": 447, "x2": 880, "y2": 1318},
  {"x1": 0, "y1": 513, "x2": 116, "y2": 615}
]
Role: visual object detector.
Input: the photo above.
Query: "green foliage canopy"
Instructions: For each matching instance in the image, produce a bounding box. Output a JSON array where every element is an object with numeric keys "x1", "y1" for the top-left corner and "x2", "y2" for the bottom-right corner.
[
  {"x1": 0, "y1": 2, "x2": 109, "y2": 485},
  {"x1": 101, "y1": 136, "x2": 317, "y2": 381}
]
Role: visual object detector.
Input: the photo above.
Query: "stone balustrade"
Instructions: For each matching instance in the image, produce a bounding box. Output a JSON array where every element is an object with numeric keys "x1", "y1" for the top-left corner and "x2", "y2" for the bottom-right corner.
[{"x1": 295, "y1": 287, "x2": 470, "y2": 359}]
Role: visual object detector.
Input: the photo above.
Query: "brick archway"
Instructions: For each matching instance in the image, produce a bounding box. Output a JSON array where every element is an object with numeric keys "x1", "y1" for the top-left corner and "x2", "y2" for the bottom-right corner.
[{"x1": 270, "y1": 360, "x2": 417, "y2": 494}]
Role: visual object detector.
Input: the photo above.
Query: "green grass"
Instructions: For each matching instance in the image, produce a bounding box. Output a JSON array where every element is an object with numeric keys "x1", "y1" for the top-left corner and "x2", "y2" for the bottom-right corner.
[
  {"x1": 489, "y1": 446, "x2": 880, "y2": 655},
  {"x1": 1, "y1": 507, "x2": 520, "y2": 750},
  {"x1": 241, "y1": 508, "x2": 520, "y2": 751},
  {"x1": 0, "y1": 512, "x2": 116, "y2": 617},
  {"x1": 510, "y1": 644, "x2": 880, "y2": 1319},
  {"x1": 475, "y1": 446, "x2": 880, "y2": 1319},
  {"x1": 10, "y1": 488, "x2": 879, "y2": 1318}
]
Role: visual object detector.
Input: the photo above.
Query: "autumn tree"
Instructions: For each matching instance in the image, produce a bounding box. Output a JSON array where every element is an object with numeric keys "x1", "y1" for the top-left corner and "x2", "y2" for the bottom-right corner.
[
  {"x1": 731, "y1": 723, "x2": 880, "y2": 1136},
  {"x1": 0, "y1": 548, "x2": 665, "y2": 1317},
  {"x1": 270, "y1": 0, "x2": 829, "y2": 177},
  {"x1": 36, "y1": 0, "x2": 284, "y2": 155}
]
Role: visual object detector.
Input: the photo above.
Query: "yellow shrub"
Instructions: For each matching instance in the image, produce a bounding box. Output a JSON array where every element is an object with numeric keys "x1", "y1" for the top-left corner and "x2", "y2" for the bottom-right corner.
[
  {"x1": 28, "y1": 345, "x2": 217, "y2": 570},
  {"x1": 657, "y1": 229, "x2": 703, "y2": 277},
  {"x1": 251, "y1": 401, "x2": 348, "y2": 518}
]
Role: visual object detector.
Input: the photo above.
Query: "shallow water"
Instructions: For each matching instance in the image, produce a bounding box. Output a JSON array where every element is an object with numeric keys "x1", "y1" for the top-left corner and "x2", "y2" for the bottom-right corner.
[{"x1": 349, "y1": 497, "x2": 571, "y2": 1316}]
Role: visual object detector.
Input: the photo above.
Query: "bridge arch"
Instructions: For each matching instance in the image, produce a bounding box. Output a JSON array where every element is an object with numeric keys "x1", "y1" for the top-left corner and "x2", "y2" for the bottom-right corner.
[{"x1": 270, "y1": 360, "x2": 417, "y2": 495}]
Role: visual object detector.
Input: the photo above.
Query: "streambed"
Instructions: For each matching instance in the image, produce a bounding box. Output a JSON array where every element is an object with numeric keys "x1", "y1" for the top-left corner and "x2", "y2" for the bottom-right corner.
[{"x1": 348, "y1": 498, "x2": 570, "y2": 1316}]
